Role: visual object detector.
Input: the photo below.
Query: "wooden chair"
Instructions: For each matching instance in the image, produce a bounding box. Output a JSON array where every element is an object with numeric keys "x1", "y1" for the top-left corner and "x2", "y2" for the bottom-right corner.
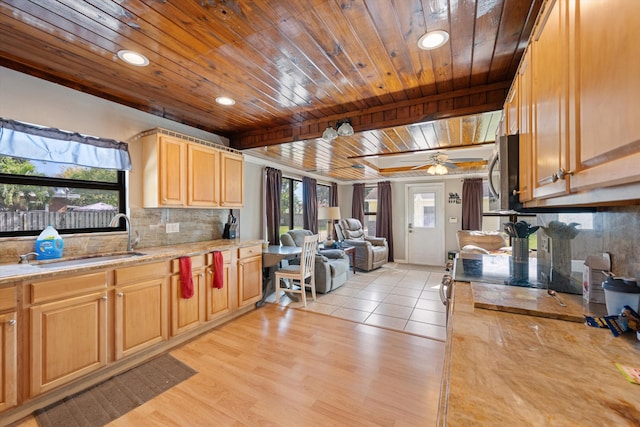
[{"x1": 275, "y1": 234, "x2": 318, "y2": 307}]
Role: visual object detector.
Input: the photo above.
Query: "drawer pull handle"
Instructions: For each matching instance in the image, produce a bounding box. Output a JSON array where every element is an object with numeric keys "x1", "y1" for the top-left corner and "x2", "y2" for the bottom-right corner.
[
  {"x1": 118, "y1": 292, "x2": 124, "y2": 297},
  {"x1": 8, "y1": 319, "x2": 16, "y2": 326},
  {"x1": 102, "y1": 295, "x2": 108, "y2": 301}
]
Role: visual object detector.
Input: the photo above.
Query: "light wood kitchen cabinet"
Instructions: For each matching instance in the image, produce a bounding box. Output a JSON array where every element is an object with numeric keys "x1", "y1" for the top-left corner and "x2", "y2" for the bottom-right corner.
[
  {"x1": 170, "y1": 256, "x2": 206, "y2": 336},
  {"x1": 205, "y1": 250, "x2": 235, "y2": 321},
  {"x1": 237, "y1": 245, "x2": 262, "y2": 308},
  {"x1": 531, "y1": 0, "x2": 570, "y2": 200},
  {"x1": 517, "y1": 48, "x2": 533, "y2": 203},
  {"x1": 139, "y1": 129, "x2": 244, "y2": 208},
  {"x1": 220, "y1": 151, "x2": 244, "y2": 207},
  {"x1": 188, "y1": 143, "x2": 219, "y2": 207},
  {"x1": 114, "y1": 262, "x2": 169, "y2": 360},
  {"x1": 29, "y1": 272, "x2": 108, "y2": 396},
  {"x1": 142, "y1": 133, "x2": 186, "y2": 207},
  {"x1": 505, "y1": 79, "x2": 519, "y2": 136},
  {"x1": 0, "y1": 287, "x2": 17, "y2": 413},
  {"x1": 568, "y1": 0, "x2": 640, "y2": 193}
]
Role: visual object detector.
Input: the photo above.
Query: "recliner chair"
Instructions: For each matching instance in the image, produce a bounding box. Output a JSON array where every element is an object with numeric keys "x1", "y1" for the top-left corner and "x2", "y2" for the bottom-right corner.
[
  {"x1": 280, "y1": 229, "x2": 351, "y2": 293},
  {"x1": 335, "y1": 218, "x2": 388, "y2": 271}
]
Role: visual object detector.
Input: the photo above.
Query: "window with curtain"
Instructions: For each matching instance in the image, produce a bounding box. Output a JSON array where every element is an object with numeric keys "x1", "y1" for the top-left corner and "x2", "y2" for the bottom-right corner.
[
  {"x1": 363, "y1": 185, "x2": 377, "y2": 236},
  {"x1": 0, "y1": 119, "x2": 128, "y2": 236},
  {"x1": 279, "y1": 177, "x2": 331, "y2": 237}
]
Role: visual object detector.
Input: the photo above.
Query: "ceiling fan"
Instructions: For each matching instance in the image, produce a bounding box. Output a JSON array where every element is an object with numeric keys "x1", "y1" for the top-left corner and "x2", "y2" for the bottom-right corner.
[{"x1": 402, "y1": 152, "x2": 483, "y2": 175}]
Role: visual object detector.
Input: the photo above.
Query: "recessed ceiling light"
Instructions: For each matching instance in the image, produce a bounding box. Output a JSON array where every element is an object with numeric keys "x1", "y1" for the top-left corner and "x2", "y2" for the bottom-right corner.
[
  {"x1": 117, "y1": 50, "x2": 149, "y2": 66},
  {"x1": 417, "y1": 30, "x2": 450, "y2": 50},
  {"x1": 216, "y1": 96, "x2": 236, "y2": 106}
]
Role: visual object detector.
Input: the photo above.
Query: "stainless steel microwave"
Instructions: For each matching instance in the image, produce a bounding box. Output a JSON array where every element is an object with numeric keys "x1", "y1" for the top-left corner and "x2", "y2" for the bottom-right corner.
[{"x1": 488, "y1": 134, "x2": 523, "y2": 212}]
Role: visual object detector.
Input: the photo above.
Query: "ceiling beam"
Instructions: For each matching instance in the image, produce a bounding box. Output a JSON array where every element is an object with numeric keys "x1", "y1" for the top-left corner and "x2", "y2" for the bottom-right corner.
[{"x1": 230, "y1": 81, "x2": 510, "y2": 150}]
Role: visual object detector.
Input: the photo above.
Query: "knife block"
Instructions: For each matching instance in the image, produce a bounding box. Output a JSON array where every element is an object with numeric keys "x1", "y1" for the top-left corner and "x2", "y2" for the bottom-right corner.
[{"x1": 223, "y1": 224, "x2": 236, "y2": 239}]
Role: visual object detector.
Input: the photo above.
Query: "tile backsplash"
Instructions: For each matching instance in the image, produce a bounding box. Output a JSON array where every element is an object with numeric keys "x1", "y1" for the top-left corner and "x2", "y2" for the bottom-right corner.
[
  {"x1": 0, "y1": 207, "x2": 238, "y2": 264},
  {"x1": 537, "y1": 205, "x2": 640, "y2": 293}
]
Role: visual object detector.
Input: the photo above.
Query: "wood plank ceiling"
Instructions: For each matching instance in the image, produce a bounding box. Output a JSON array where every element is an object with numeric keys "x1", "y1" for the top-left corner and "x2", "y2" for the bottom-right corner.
[{"x1": 0, "y1": 0, "x2": 543, "y2": 181}]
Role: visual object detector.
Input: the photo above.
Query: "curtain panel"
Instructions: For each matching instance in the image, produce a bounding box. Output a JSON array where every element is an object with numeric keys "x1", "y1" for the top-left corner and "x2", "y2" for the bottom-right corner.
[
  {"x1": 376, "y1": 181, "x2": 394, "y2": 262},
  {"x1": 302, "y1": 176, "x2": 317, "y2": 233},
  {"x1": 351, "y1": 183, "x2": 365, "y2": 224},
  {"x1": 0, "y1": 118, "x2": 131, "y2": 170},
  {"x1": 330, "y1": 182, "x2": 339, "y2": 240},
  {"x1": 265, "y1": 167, "x2": 282, "y2": 245},
  {"x1": 462, "y1": 178, "x2": 483, "y2": 230}
]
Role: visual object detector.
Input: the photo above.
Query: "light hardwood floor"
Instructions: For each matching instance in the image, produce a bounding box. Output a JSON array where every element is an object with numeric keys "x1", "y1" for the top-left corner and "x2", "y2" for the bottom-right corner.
[{"x1": 17, "y1": 303, "x2": 445, "y2": 426}]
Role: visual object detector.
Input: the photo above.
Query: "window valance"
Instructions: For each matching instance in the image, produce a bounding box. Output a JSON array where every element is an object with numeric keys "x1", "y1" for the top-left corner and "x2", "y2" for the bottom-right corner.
[{"x1": 0, "y1": 118, "x2": 131, "y2": 171}]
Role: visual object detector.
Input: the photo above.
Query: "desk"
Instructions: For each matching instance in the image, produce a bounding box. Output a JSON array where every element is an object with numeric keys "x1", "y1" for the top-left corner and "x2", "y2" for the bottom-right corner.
[{"x1": 257, "y1": 245, "x2": 301, "y2": 307}]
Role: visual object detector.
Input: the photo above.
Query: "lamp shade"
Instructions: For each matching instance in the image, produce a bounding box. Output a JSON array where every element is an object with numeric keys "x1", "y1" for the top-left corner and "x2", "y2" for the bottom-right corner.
[{"x1": 318, "y1": 206, "x2": 341, "y2": 220}]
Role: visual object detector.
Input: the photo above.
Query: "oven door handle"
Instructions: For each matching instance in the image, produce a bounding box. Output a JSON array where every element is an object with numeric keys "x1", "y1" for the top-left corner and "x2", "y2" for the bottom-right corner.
[{"x1": 440, "y1": 275, "x2": 452, "y2": 305}]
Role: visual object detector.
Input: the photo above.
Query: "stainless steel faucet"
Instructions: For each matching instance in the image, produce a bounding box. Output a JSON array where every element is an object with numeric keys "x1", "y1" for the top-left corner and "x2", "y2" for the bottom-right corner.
[
  {"x1": 109, "y1": 213, "x2": 134, "y2": 252},
  {"x1": 19, "y1": 252, "x2": 39, "y2": 264}
]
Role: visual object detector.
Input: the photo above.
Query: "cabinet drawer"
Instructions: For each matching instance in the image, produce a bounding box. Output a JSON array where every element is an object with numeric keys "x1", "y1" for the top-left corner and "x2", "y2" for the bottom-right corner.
[
  {"x1": 30, "y1": 272, "x2": 108, "y2": 305},
  {"x1": 238, "y1": 245, "x2": 261, "y2": 259},
  {"x1": 170, "y1": 255, "x2": 205, "y2": 273},
  {"x1": 205, "y1": 250, "x2": 232, "y2": 265},
  {"x1": 116, "y1": 261, "x2": 168, "y2": 285},
  {"x1": 0, "y1": 287, "x2": 16, "y2": 311}
]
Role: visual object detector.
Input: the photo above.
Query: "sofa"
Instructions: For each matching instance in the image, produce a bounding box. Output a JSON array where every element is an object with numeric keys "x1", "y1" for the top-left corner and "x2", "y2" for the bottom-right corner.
[
  {"x1": 280, "y1": 229, "x2": 351, "y2": 294},
  {"x1": 335, "y1": 218, "x2": 388, "y2": 271}
]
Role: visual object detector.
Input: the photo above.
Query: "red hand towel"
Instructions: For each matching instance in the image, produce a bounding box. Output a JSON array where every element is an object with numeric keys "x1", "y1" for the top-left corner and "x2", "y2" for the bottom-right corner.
[
  {"x1": 212, "y1": 251, "x2": 224, "y2": 289},
  {"x1": 179, "y1": 257, "x2": 194, "y2": 299}
]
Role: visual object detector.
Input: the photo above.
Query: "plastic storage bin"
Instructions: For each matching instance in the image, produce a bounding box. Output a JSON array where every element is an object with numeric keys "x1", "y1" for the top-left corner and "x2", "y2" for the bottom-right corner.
[{"x1": 602, "y1": 276, "x2": 640, "y2": 315}]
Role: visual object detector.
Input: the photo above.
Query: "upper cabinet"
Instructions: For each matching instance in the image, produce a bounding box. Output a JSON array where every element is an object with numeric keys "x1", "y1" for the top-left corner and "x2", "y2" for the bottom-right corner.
[
  {"x1": 138, "y1": 129, "x2": 244, "y2": 208},
  {"x1": 569, "y1": 0, "x2": 640, "y2": 192},
  {"x1": 508, "y1": 0, "x2": 640, "y2": 208}
]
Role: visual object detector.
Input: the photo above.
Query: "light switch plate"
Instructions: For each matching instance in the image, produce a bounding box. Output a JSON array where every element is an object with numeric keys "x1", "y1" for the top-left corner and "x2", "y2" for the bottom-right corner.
[
  {"x1": 448, "y1": 216, "x2": 458, "y2": 223},
  {"x1": 166, "y1": 223, "x2": 179, "y2": 233}
]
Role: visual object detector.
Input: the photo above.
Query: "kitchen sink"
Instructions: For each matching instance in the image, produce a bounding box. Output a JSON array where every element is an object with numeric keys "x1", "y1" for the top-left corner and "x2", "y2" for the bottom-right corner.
[{"x1": 31, "y1": 252, "x2": 146, "y2": 269}]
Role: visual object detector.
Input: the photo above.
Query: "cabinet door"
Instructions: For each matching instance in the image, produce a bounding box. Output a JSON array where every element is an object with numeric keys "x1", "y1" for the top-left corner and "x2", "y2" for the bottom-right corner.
[
  {"x1": 532, "y1": 0, "x2": 570, "y2": 199},
  {"x1": 206, "y1": 251, "x2": 232, "y2": 321},
  {"x1": 188, "y1": 144, "x2": 219, "y2": 207},
  {"x1": 570, "y1": 0, "x2": 640, "y2": 192},
  {"x1": 0, "y1": 312, "x2": 17, "y2": 413},
  {"x1": 170, "y1": 268, "x2": 206, "y2": 336},
  {"x1": 159, "y1": 136, "x2": 186, "y2": 206},
  {"x1": 115, "y1": 278, "x2": 168, "y2": 360},
  {"x1": 518, "y1": 48, "x2": 533, "y2": 203},
  {"x1": 220, "y1": 152, "x2": 244, "y2": 207},
  {"x1": 505, "y1": 80, "x2": 519, "y2": 136},
  {"x1": 30, "y1": 292, "x2": 108, "y2": 396},
  {"x1": 238, "y1": 255, "x2": 262, "y2": 308}
]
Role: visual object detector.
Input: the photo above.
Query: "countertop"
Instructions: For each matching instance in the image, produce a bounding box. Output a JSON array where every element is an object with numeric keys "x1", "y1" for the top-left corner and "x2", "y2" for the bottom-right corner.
[
  {"x1": 438, "y1": 281, "x2": 640, "y2": 426},
  {"x1": 0, "y1": 239, "x2": 263, "y2": 286}
]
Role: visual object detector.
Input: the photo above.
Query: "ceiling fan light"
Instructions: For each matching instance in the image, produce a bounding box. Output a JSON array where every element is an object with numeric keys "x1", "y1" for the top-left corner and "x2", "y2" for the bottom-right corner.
[
  {"x1": 427, "y1": 165, "x2": 437, "y2": 175},
  {"x1": 322, "y1": 126, "x2": 338, "y2": 141},
  {"x1": 417, "y1": 30, "x2": 450, "y2": 50},
  {"x1": 435, "y1": 164, "x2": 448, "y2": 175},
  {"x1": 337, "y1": 120, "x2": 354, "y2": 136}
]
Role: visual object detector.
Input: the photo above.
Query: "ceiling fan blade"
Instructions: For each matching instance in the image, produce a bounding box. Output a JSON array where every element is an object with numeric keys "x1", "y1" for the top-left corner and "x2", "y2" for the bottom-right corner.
[
  {"x1": 410, "y1": 163, "x2": 430, "y2": 170},
  {"x1": 443, "y1": 162, "x2": 458, "y2": 169}
]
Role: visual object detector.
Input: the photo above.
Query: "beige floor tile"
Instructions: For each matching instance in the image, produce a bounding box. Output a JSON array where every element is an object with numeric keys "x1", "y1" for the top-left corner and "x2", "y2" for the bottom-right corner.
[
  {"x1": 410, "y1": 308, "x2": 447, "y2": 326},
  {"x1": 416, "y1": 298, "x2": 446, "y2": 312},
  {"x1": 383, "y1": 294, "x2": 419, "y2": 307},
  {"x1": 330, "y1": 286, "x2": 363, "y2": 297},
  {"x1": 404, "y1": 321, "x2": 446, "y2": 341},
  {"x1": 364, "y1": 313, "x2": 408, "y2": 330},
  {"x1": 365, "y1": 283, "x2": 397, "y2": 292},
  {"x1": 391, "y1": 287, "x2": 423, "y2": 298},
  {"x1": 331, "y1": 307, "x2": 371, "y2": 323},
  {"x1": 373, "y1": 302, "x2": 414, "y2": 319},
  {"x1": 395, "y1": 280, "x2": 427, "y2": 290},
  {"x1": 342, "y1": 298, "x2": 380, "y2": 312},
  {"x1": 420, "y1": 290, "x2": 442, "y2": 301},
  {"x1": 316, "y1": 293, "x2": 352, "y2": 306},
  {"x1": 356, "y1": 289, "x2": 390, "y2": 302}
]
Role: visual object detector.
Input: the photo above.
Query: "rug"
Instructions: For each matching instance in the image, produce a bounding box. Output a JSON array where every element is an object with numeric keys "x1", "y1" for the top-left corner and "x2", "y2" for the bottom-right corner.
[{"x1": 35, "y1": 354, "x2": 197, "y2": 427}]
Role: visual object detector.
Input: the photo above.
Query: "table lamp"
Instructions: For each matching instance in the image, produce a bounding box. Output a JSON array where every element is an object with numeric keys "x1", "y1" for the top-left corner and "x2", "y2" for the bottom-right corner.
[{"x1": 318, "y1": 206, "x2": 341, "y2": 247}]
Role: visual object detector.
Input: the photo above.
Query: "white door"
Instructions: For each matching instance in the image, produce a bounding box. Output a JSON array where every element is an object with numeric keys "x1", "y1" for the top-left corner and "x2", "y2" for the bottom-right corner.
[{"x1": 406, "y1": 184, "x2": 445, "y2": 266}]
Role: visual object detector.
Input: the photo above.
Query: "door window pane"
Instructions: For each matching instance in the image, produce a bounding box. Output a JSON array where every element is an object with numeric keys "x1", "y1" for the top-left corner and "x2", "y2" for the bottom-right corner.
[{"x1": 413, "y1": 192, "x2": 436, "y2": 228}]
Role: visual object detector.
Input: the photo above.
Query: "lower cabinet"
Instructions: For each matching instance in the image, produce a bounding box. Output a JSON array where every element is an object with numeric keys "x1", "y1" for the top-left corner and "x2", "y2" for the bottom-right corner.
[
  {"x1": 205, "y1": 249, "x2": 235, "y2": 321},
  {"x1": 170, "y1": 256, "x2": 206, "y2": 336},
  {"x1": 114, "y1": 262, "x2": 169, "y2": 360},
  {"x1": 0, "y1": 285, "x2": 17, "y2": 413},
  {"x1": 29, "y1": 272, "x2": 109, "y2": 396},
  {"x1": 237, "y1": 245, "x2": 263, "y2": 308}
]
